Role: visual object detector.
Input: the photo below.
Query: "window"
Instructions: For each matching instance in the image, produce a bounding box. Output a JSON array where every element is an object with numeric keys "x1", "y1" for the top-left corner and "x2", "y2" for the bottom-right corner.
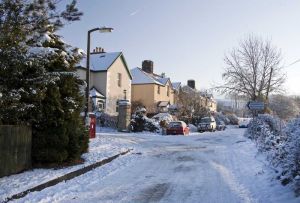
[
  {"x1": 117, "y1": 73, "x2": 122, "y2": 87},
  {"x1": 98, "y1": 102, "x2": 104, "y2": 110},
  {"x1": 157, "y1": 85, "x2": 160, "y2": 94}
]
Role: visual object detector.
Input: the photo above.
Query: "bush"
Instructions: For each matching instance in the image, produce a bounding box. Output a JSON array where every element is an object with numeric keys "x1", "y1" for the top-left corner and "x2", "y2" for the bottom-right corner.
[
  {"x1": 215, "y1": 112, "x2": 231, "y2": 125},
  {"x1": 281, "y1": 118, "x2": 300, "y2": 193},
  {"x1": 97, "y1": 112, "x2": 117, "y2": 128},
  {"x1": 130, "y1": 113, "x2": 159, "y2": 133},
  {"x1": 226, "y1": 114, "x2": 239, "y2": 125},
  {"x1": 245, "y1": 114, "x2": 300, "y2": 194}
]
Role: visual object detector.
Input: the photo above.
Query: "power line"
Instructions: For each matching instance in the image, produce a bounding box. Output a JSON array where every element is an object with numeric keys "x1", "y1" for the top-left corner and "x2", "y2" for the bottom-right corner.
[{"x1": 286, "y1": 58, "x2": 300, "y2": 68}]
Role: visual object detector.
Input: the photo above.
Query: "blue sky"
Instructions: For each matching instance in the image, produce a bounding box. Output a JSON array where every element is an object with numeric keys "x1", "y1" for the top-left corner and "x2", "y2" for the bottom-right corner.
[{"x1": 59, "y1": 0, "x2": 300, "y2": 96}]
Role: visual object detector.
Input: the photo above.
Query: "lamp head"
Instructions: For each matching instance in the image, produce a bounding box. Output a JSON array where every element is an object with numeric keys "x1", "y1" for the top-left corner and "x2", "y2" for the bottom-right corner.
[{"x1": 99, "y1": 27, "x2": 114, "y2": 33}]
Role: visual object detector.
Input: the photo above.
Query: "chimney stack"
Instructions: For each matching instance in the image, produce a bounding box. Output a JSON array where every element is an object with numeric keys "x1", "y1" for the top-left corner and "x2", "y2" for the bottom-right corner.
[
  {"x1": 142, "y1": 60, "x2": 154, "y2": 74},
  {"x1": 187, "y1": 79, "x2": 195, "y2": 89}
]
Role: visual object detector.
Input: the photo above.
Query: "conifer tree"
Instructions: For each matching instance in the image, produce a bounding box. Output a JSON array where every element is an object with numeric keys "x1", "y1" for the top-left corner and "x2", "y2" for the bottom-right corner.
[{"x1": 0, "y1": 0, "x2": 88, "y2": 164}]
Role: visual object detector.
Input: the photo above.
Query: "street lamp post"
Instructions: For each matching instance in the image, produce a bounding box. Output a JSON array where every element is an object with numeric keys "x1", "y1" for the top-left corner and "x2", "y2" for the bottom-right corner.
[{"x1": 85, "y1": 27, "x2": 113, "y2": 123}]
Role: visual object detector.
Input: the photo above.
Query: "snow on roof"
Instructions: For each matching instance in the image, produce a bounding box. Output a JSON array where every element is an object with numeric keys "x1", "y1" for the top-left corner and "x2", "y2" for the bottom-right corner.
[
  {"x1": 152, "y1": 113, "x2": 173, "y2": 122},
  {"x1": 172, "y1": 82, "x2": 181, "y2": 90},
  {"x1": 157, "y1": 101, "x2": 170, "y2": 107},
  {"x1": 131, "y1": 67, "x2": 164, "y2": 85},
  {"x1": 156, "y1": 77, "x2": 170, "y2": 85},
  {"x1": 131, "y1": 67, "x2": 174, "y2": 87},
  {"x1": 77, "y1": 52, "x2": 121, "y2": 71},
  {"x1": 89, "y1": 87, "x2": 105, "y2": 98}
]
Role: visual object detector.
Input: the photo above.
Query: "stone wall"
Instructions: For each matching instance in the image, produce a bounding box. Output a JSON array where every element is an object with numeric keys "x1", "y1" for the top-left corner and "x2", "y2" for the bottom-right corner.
[{"x1": 0, "y1": 125, "x2": 32, "y2": 177}]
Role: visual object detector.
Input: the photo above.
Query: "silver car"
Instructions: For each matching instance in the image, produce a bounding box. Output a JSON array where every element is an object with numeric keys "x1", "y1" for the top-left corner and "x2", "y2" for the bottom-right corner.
[{"x1": 197, "y1": 116, "x2": 217, "y2": 132}]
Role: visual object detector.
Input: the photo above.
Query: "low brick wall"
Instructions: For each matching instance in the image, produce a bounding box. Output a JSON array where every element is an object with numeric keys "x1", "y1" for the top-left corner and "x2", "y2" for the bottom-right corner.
[{"x1": 0, "y1": 125, "x2": 32, "y2": 178}]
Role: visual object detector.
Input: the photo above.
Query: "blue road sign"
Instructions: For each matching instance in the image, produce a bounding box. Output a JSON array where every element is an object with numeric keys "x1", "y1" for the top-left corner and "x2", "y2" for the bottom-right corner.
[{"x1": 247, "y1": 101, "x2": 265, "y2": 110}]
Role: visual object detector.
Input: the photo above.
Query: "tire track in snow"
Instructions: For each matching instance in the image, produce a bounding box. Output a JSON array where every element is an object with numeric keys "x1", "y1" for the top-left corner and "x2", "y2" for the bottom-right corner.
[{"x1": 211, "y1": 161, "x2": 257, "y2": 203}]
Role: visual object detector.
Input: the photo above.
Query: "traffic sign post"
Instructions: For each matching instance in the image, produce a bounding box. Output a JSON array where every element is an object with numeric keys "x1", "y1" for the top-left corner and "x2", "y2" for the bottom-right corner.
[{"x1": 247, "y1": 101, "x2": 265, "y2": 117}]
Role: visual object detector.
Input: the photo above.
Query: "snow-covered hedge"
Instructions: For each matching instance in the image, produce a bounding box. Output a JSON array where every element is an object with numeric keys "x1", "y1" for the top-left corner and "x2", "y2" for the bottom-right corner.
[
  {"x1": 97, "y1": 113, "x2": 117, "y2": 129},
  {"x1": 152, "y1": 113, "x2": 174, "y2": 123},
  {"x1": 214, "y1": 112, "x2": 231, "y2": 125},
  {"x1": 245, "y1": 114, "x2": 300, "y2": 194},
  {"x1": 130, "y1": 114, "x2": 159, "y2": 133},
  {"x1": 281, "y1": 118, "x2": 300, "y2": 192},
  {"x1": 226, "y1": 114, "x2": 239, "y2": 125}
]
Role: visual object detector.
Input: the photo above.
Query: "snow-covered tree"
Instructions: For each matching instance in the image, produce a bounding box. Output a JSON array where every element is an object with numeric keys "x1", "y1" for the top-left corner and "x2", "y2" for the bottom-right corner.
[
  {"x1": 0, "y1": 0, "x2": 88, "y2": 164},
  {"x1": 0, "y1": 0, "x2": 48, "y2": 124}
]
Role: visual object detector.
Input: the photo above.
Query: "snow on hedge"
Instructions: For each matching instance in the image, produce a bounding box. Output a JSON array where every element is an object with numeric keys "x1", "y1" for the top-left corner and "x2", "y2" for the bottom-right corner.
[
  {"x1": 151, "y1": 113, "x2": 174, "y2": 123},
  {"x1": 245, "y1": 114, "x2": 300, "y2": 194}
]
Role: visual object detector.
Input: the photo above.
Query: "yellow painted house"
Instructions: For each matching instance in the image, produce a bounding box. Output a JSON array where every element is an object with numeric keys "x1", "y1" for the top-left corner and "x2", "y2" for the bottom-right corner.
[
  {"x1": 76, "y1": 49, "x2": 132, "y2": 116},
  {"x1": 131, "y1": 60, "x2": 177, "y2": 113}
]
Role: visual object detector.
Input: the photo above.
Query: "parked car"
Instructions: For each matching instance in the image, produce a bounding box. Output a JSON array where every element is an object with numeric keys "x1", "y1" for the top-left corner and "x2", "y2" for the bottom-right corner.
[
  {"x1": 238, "y1": 118, "x2": 251, "y2": 128},
  {"x1": 166, "y1": 121, "x2": 189, "y2": 135},
  {"x1": 216, "y1": 119, "x2": 226, "y2": 131},
  {"x1": 197, "y1": 116, "x2": 217, "y2": 132}
]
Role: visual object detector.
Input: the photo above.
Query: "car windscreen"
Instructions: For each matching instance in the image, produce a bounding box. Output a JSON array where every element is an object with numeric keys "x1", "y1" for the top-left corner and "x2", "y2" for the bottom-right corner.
[
  {"x1": 200, "y1": 118, "x2": 211, "y2": 123},
  {"x1": 168, "y1": 122, "x2": 182, "y2": 128}
]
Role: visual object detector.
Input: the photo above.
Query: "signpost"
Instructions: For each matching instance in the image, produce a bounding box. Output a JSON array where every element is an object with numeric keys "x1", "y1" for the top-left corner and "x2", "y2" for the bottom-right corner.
[
  {"x1": 247, "y1": 101, "x2": 265, "y2": 117},
  {"x1": 247, "y1": 101, "x2": 265, "y2": 110}
]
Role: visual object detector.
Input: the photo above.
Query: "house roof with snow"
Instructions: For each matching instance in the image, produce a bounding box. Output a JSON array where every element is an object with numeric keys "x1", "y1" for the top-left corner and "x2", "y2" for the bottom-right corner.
[
  {"x1": 157, "y1": 101, "x2": 170, "y2": 107},
  {"x1": 77, "y1": 52, "x2": 132, "y2": 79},
  {"x1": 89, "y1": 87, "x2": 105, "y2": 98},
  {"x1": 172, "y1": 82, "x2": 181, "y2": 91},
  {"x1": 131, "y1": 67, "x2": 172, "y2": 87}
]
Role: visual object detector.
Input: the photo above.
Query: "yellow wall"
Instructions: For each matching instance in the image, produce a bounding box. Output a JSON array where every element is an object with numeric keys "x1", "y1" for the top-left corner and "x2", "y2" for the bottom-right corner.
[
  {"x1": 153, "y1": 83, "x2": 174, "y2": 105},
  {"x1": 106, "y1": 57, "x2": 132, "y2": 116},
  {"x1": 132, "y1": 81, "x2": 175, "y2": 113},
  {"x1": 131, "y1": 84, "x2": 157, "y2": 112}
]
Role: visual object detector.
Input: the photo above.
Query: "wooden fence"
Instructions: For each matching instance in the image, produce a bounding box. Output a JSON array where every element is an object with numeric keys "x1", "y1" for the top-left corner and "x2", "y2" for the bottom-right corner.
[{"x1": 0, "y1": 125, "x2": 32, "y2": 178}]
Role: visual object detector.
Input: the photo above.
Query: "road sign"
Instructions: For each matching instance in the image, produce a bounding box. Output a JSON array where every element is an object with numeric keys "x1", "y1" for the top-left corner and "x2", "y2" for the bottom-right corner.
[{"x1": 247, "y1": 101, "x2": 265, "y2": 110}]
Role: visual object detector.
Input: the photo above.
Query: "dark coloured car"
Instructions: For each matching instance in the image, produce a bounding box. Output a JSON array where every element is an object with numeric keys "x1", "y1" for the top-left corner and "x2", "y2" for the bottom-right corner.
[
  {"x1": 166, "y1": 121, "x2": 189, "y2": 135},
  {"x1": 216, "y1": 119, "x2": 226, "y2": 131}
]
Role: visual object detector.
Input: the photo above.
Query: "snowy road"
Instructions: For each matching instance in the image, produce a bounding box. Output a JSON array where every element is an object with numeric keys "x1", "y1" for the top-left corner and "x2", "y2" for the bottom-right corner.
[{"x1": 12, "y1": 128, "x2": 299, "y2": 203}]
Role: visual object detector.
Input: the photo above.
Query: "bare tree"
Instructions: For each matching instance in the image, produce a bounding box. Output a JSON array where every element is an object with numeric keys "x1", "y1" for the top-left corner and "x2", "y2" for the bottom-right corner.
[
  {"x1": 177, "y1": 86, "x2": 210, "y2": 122},
  {"x1": 220, "y1": 35, "x2": 286, "y2": 101},
  {"x1": 269, "y1": 95, "x2": 299, "y2": 120}
]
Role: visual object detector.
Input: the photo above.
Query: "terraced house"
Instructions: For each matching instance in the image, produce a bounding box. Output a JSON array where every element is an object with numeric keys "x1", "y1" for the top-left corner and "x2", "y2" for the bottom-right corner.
[{"x1": 131, "y1": 60, "x2": 179, "y2": 114}]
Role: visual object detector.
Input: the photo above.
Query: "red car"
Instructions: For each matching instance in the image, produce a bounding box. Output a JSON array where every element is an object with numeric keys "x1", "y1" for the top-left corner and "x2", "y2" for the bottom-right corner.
[{"x1": 166, "y1": 121, "x2": 189, "y2": 135}]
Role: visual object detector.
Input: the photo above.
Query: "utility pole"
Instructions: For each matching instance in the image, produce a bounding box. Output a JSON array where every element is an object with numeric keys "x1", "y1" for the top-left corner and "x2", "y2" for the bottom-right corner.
[
  {"x1": 266, "y1": 67, "x2": 273, "y2": 102},
  {"x1": 265, "y1": 67, "x2": 274, "y2": 113}
]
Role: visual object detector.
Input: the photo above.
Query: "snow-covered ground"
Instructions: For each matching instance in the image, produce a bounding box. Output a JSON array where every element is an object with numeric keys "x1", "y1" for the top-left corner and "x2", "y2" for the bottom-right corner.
[
  {"x1": 1, "y1": 127, "x2": 300, "y2": 202},
  {"x1": 0, "y1": 127, "x2": 134, "y2": 202}
]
